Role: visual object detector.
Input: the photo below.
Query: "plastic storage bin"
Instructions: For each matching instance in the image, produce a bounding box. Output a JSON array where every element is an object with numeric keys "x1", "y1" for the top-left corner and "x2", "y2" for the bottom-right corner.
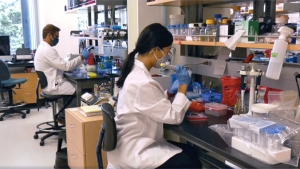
[
  {"x1": 170, "y1": 15, "x2": 184, "y2": 25},
  {"x1": 205, "y1": 102, "x2": 227, "y2": 116}
]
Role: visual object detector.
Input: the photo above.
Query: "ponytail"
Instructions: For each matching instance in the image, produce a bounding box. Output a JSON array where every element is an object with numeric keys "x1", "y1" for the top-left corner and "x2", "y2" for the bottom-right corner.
[
  {"x1": 116, "y1": 49, "x2": 138, "y2": 88},
  {"x1": 116, "y1": 23, "x2": 173, "y2": 88}
]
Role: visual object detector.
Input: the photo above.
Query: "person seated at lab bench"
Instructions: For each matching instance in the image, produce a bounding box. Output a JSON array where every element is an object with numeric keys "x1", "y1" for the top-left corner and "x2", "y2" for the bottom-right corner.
[
  {"x1": 34, "y1": 24, "x2": 90, "y2": 124},
  {"x1": 107, "y1": 23, "x2": 202, "y2": 169}
]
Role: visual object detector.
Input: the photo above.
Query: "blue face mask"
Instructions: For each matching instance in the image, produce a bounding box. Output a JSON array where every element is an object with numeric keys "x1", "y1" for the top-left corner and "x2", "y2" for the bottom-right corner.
[{"x1": 51, "y1": 34, "x2": 59, "y2": 46}]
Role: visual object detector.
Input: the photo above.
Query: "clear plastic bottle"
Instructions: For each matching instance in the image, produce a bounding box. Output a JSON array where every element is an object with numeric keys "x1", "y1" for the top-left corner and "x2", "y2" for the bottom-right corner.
[
  {"x1": 205, "y1": 20, "x2": 216, "y2": 42},
  {"x1": 214, "y1": 14, "x2": 222, "y2": 26},
  {"x1": 246, "y1": 10, "x2": 254, "y2": 21},
  {"x1": 272, "y1": 18, "x2": 286, "y2": 33},
  {"x1": 231, "y1": 6, "x2": 245, "y2": 23},
  {"x1": 214, "y1": 14, "x2": 222, "y2": 42},
  {"x1": 200, "y1": 23, "x2": 207, "y2": 41},
  {"x1": 192, "y1": 23, "x2": 200, "y2": 41}
]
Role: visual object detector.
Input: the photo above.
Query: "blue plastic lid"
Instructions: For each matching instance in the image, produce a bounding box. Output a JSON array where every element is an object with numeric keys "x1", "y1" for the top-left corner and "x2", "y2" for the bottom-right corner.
[
  {"x1": 214, "y1": 14, "x2": 222, "y2": 19},
  {"x1": 112, "y1": 25, "x2": 121, "y2": 30}
]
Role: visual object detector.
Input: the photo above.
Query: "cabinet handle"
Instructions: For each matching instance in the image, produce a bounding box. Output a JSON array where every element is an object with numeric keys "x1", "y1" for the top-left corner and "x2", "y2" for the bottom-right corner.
[
  {"x1": 69, "y1": 124, "x2": 75, "y2": 128},
  {"x1": 71, "y1": 154, "x2": 77, "y2": 159}
]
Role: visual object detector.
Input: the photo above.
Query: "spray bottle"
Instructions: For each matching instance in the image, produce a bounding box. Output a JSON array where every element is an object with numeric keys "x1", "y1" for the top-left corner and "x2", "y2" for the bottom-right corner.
[{"x1": 266, "y1": 26, "x2": 294, "y2": 80}]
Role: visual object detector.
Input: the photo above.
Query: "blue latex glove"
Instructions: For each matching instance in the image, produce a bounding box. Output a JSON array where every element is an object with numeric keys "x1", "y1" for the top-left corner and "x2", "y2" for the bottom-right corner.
[
  {"x1": 81, "y1": 48, "x2": 90, "y2": 59},
  {"x1": 176, "y1": 65, "x2": 191, "y2": 85},
  {"x1": 168, "y1": 80, "x2": 179, "y2": 94}
]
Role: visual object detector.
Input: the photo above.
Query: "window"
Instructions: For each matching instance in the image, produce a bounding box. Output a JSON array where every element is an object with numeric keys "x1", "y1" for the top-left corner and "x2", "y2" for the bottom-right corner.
[{"x1": 0, "y1": 0, "x2": 23, "y2": 52}]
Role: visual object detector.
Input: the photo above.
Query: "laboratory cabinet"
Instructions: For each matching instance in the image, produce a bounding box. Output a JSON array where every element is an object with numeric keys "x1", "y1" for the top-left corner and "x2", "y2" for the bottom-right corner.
[
  {"x1": 66, "y1": 108, "x2": 107, "y2": 169},
  {"x1": 11, "y1": 73, "x2": 39, "y2": 104}
]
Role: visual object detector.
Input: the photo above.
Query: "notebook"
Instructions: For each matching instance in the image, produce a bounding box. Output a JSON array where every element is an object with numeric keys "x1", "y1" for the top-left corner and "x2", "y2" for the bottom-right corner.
[{"x1": 80, "y1": 105, "x2": 102, "y2": 117}]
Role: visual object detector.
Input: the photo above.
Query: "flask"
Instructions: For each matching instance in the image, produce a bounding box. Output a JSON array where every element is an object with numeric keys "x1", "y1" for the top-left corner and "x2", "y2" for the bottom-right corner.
[{"x1": 266, "y1": 26, "x2": 294, "y2": 80}]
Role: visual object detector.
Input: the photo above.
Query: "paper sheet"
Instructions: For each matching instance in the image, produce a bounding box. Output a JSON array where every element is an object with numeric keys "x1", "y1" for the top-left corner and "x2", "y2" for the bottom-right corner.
[
  {"x1": 224, "y1": 29, "x2": 245, "y2": 50},
  {"x1": 214, "y1": 47, "x2": 231, "y2": 75}
]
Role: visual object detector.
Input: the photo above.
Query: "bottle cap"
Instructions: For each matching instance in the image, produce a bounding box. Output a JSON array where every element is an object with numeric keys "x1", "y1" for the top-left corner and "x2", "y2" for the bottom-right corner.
[
  {"x1": 189, "y1": 23, "x2": 195, "y2": 28},
  {"x1": 206, "y1": 20, "x2": 214, "y2": 25},
  {"x1": 278, "y1": 26, "x2": 294, "y2": 40},
  {"x1": 222, "y1": 19, "x2": 228, "y2": 24},
  {"x1": 233, "y1": 6, "x2": 241, "y2": 11},
  {"x1": 214, "y1": 14, "x2": 222, "y2": 19}
]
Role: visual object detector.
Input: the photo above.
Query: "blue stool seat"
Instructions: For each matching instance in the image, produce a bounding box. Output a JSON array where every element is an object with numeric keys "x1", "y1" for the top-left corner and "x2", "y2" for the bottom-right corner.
[{"x1": 1, "y1": 78, "x2": 27, "y2": 87}]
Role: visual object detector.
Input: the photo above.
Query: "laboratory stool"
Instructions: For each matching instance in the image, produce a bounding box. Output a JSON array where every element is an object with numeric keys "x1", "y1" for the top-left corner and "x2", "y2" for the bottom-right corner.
[
  {"x1": 96, "y1": 103, "x2": 117, "y2": 169},
  {"x1": 33, "y1": 71, "x2": 73, "y2": 146},
  {"x1": 54, "y1": 131, "x2": 70, "y2": 169}
]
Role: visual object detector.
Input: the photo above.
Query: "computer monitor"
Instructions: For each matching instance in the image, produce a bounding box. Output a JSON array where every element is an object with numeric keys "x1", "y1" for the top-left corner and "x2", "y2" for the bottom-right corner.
[{"x1": 0, "y1": 35, "x2": 10, "y2": 56}]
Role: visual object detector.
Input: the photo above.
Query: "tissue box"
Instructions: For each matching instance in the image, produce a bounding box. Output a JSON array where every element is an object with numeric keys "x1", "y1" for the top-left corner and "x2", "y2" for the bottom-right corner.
[{"x1": 234, "y1": 21, "x2": 259, "y2": 43}]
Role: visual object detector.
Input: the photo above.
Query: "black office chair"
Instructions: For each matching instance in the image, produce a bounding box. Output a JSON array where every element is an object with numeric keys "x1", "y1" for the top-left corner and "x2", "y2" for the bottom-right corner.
[
  {"x1": 0, "y1": 59, "x2": 30, "y2": 121},
  {"x1": 36, "y1": 80, "x2": 50, "y2": 111},
  {"x1": 295, "y1": 73, "x2": 300, "y2": 99},
  {"x1": 96, "y1": 103, "x2": 117, "y2": 169},
  {"x1": 33, "y1": 71, "x2": 74, "y2": 146}
]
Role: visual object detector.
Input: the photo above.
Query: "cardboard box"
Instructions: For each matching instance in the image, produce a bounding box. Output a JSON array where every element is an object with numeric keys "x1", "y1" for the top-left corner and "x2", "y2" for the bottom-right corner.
[{"x1": 234, "y1": 21, "x2": 259, "y2": 43}]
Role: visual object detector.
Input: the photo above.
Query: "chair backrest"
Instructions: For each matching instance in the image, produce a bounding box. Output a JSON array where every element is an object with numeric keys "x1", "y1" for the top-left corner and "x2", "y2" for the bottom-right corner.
[
  {"x1": 0, "y1": 59, "x2": 10, "y2": 82},
  {"x1": 36, "y1": 71, "x2": 48, "y2": 89},
  {"x1": 101, "y1": 103, "x2": 117, "y2": 151},
  {"x1": 96, "y1": 103, "x2": 117, "y2": 169}
]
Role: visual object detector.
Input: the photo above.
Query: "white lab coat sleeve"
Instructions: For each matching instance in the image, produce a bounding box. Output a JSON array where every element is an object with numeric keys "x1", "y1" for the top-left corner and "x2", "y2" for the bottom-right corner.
[
  {"x1": 134, "y1": 82, "x2": 191, "y2": 124},
  {"x1": 45, "y1": 48, "x2": 82, "y2": 71}
]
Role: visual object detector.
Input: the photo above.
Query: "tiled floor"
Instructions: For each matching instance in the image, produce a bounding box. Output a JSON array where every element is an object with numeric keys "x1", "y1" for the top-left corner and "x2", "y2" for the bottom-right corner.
[{"x1": 0, "y1": 105, "x2": 65, "y2": 169}]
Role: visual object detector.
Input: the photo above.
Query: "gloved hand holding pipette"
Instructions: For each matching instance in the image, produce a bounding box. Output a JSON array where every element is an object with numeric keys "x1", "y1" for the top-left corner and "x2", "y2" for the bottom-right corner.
[{"x1": 167, "y1": 65, "x2": 191, "y2": 97}]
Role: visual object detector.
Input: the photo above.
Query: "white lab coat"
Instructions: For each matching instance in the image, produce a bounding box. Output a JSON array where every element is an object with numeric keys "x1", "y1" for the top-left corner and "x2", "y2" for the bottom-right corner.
[
  {"x1": 34, "y1": 41, "x2": 82, "y2": 95},
  {"x1": 107, "y1": 59, "x2": 191, "y2": 169}
]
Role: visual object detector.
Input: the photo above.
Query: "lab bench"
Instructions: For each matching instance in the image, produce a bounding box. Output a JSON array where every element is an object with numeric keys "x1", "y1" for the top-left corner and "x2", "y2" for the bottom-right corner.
[
  {"x1": 164, "y1": 111, "x2": 300, "y2": 169},
  {"x1": 64, "y1": 70, "x2": 120, "y2": 106}
]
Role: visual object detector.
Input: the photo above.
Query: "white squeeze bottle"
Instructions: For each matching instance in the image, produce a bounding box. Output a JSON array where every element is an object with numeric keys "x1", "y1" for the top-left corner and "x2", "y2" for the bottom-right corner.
[{"x1": 266, "y1": 26, "x2": 294, "y2": 80}]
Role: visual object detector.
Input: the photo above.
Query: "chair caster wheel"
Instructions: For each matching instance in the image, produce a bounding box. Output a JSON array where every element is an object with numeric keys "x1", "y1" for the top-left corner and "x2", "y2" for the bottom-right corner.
[
  {"x1": 26, "y1": 110, "x2": 30, "y2": 114},
  {"x1": 34, "y1": 134, "x2": 38, "y2": 139},
  {"x1": 40, "y1": 141, "x2": 44, "y2": 146},
  {"x1": 0, "y1": 117, "x2": 3, "y2": 121},
  {"x1": 21, "y1": 114, "x2": 26, "y2": 119}
]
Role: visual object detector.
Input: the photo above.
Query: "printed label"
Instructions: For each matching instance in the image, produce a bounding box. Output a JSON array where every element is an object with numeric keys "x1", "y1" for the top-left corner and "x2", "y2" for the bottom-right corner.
[{"x1": 272, "y1": 53, "x2": 278, "y2": 58}]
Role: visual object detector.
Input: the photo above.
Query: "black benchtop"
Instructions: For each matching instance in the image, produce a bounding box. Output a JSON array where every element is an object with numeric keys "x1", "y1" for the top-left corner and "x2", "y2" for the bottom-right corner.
[
  {"x1": 164, "y1": 111, "x2": 300, "y2": 169},
  {"x1": 64, "y1": 69, "x2": 120, "y2": 81},
  {"x1": 6, "y1": 61, "x2": 34, "y2": 68}
]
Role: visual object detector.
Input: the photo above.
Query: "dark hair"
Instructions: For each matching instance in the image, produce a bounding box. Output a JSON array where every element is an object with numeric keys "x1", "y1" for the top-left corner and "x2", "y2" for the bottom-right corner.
[
  {"x1": 116, "y1": 23, "x2": 173, "y2": 88},
  {"x1": 42, "y1": 24, "x2": 60, "y2": 39}
]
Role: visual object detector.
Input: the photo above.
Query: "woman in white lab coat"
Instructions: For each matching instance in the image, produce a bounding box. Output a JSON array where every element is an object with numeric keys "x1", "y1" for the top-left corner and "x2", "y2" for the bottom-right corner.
[{"x1": 107, "y1": 23, "x2": 202, "y2": 169}]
